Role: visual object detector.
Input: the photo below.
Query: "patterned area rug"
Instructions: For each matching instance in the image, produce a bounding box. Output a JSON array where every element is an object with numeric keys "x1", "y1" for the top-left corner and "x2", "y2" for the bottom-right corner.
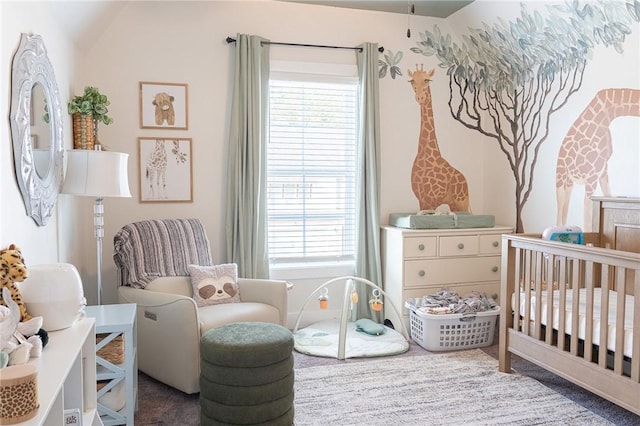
[{"x1": 293, "y1": 349, "x2": 612, "y2": 425}]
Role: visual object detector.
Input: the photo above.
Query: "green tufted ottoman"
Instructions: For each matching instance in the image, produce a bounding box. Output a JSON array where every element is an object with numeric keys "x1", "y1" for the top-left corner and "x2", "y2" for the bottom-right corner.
[{"x1": 200, "y1": 322, "x2": 295, "y2": 426}]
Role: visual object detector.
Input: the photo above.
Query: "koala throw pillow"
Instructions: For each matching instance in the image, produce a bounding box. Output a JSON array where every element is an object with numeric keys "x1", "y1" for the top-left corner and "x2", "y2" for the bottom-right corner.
[{"x1": 188, "y1": 263, "x2": 241, "y2": 307}]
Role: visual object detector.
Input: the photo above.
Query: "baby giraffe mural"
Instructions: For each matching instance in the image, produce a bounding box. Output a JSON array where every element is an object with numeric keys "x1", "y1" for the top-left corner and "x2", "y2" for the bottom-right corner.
[
  {"x1": 556, "y1": 88, "x2": 640, "y2": 230},
  {"x1": 408, "y1": 65, "x2": 470, "y2": 212}
]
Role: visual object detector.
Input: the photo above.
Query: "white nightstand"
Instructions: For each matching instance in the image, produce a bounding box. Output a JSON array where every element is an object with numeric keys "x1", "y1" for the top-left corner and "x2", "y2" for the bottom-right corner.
[{"x1": 85, "y1": 303, "x2": 138, "y2": 426}]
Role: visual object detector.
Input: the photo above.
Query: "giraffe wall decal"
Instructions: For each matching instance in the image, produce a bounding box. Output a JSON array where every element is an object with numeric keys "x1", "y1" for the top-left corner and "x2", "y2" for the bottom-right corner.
[
  {"x1": 146, "y1": 139, "x2": 168, "y2": 199},
  {"x1": 408, "y1": 65, "x2": 471, "y2": 212},
  {"x1": 556, "y1": 88, "x2": 640, "y2": 230}
]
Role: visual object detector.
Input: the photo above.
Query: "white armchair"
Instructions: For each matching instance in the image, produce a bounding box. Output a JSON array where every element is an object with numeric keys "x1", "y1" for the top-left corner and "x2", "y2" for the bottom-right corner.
[{"x1": 113, "y1": 219, "x2": 288, "y2": 394}]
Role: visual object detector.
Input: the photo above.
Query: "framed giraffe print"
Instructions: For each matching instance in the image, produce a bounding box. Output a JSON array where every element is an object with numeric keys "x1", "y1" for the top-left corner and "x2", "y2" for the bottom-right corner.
[
  {"x1": 138, "y1": 137, "x2": 192, "y2": 202},
  {"x1": 139, "y1": 82, "x2": 188, "y2": 130}
]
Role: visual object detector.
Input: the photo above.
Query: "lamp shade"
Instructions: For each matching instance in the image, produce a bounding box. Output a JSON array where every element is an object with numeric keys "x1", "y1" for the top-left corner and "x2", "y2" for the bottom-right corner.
[{"x1": 62, "y1": 150, "x2": 131, "y2": 198}]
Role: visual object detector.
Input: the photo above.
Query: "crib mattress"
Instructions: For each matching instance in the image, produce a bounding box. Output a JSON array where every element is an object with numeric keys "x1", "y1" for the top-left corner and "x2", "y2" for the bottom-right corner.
[
  {"x1": 514, "y1": 288, "x2": 634, "y2": 357},
  {"x1": 389, "y1": 212, "x2": 495, "y2": 229}
]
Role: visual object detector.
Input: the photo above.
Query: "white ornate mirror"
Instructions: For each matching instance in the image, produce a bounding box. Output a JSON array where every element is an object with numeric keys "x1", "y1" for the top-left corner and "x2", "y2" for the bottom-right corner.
[{"x1": 9, "y1": 33, "x2": 64, "y2": 226}]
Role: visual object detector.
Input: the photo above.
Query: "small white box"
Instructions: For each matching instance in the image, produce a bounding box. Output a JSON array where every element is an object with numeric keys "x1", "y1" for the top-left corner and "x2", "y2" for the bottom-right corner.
[{"x1": 64, "y1": 408, "x2": 82, "y2": 426}]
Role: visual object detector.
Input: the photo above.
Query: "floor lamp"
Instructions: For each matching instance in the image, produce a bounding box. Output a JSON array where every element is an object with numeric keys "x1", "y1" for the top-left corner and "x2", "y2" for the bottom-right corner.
[{"x1": 62, "y1": 148, "x2": 131, "y2": 305}]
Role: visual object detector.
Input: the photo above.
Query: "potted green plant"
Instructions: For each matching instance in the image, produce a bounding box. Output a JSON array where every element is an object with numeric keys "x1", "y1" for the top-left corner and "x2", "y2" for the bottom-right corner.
[{"x1": 68, "y1": 86, "x2": 113, "y2": 150}]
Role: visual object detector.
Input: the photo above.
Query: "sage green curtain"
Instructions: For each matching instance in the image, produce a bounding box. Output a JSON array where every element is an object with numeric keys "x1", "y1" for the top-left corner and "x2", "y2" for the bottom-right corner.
[
  {"x1": 354, "y1": 42, "x2": 382, "y2": 320},
  {"x1": 225, "y1": 34, "x2": 270, "y2": 278}
]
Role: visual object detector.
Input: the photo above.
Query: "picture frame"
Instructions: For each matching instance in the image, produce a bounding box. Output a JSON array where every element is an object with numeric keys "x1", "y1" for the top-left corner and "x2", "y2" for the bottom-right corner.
[
  {"x1": 139, "y1": 82, "x2": 188, "y2": 129},
  {"x1": 138, "y1": 137, "x2": 192, "y2": 203}
]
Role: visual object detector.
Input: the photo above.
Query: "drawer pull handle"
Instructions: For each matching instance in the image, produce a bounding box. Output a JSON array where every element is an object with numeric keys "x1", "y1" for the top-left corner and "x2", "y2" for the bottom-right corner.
[
  {"x1": 418, "y1": 244, "x2": 425, "y2": 251},
  {"x1": 493, "y1": 241, "x2": 499, "y2": 247},
  {"x1": 492, "y1": 266, "x2": 498, "y2": 273},
  {"x1": 418, "y1": 270, "x2": 425, "y2": 277},
  {"x1": 457, "y1": 243, "x2": 464, "y2": 249}
]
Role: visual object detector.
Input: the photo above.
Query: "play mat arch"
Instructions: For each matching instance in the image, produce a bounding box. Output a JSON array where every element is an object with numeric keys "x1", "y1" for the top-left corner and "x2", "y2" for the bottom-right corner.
[{"x1": 292, "y1": 276, "x2": 410, "y2": 359}]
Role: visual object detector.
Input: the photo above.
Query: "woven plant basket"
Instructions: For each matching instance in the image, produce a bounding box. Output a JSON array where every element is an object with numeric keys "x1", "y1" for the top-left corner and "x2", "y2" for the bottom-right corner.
[
  {"x1": 72, "y1": 113, "x2": 97, "y2": 150},
  {"x1": 96, "y1": 334, "x2": 124, "y2": 365}
]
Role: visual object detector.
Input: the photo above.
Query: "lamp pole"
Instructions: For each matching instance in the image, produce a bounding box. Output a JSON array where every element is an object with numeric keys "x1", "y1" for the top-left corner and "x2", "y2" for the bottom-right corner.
[
  {"x1": 62, "y1": 148, "x2": 131, "y2": 306},
  {"x1": 94, "y1": 196, "x2": 104, "y2": 305}
]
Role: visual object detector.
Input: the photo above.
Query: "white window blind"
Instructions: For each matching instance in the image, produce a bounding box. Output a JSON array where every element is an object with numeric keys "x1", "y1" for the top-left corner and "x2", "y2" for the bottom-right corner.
[{"x1": 268, "y1": 76, "x2": 358, "y2": 263}]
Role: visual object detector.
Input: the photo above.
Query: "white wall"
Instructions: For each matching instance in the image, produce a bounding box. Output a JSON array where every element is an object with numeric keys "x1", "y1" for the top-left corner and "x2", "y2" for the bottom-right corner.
[
  {"x1": 449, "y1": 0, "x2": 640, "y2": 233},
  {"x1": 75, "y1": 0, "x2": 485, "y2": 310},
  {"x1": 2, "y1": 1, "x2": 638, "y2": 320},
  {"x1": 1, "y1": 1, "x2": 79, "y2": 264}
]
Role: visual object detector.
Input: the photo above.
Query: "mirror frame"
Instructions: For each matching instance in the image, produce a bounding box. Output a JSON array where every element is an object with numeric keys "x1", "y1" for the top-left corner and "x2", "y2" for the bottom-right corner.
[{"x1": 9, "y1": 33, "x2": 64, "y2": 226}]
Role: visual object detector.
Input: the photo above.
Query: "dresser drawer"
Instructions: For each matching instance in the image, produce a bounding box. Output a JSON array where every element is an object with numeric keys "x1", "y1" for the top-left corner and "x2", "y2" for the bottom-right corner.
[
  {"x1": 479, "y1": 234, "x2": 503, "y2": 254},
  {"x1": 439, "y1": 235, "x2": 478, "y2": 256},
  {"x1": 404, "y1": 257, "x2": 501, "y2": 287},
  {"x1": 403, "y1": 236, "x2": 437, "y2": 258}
]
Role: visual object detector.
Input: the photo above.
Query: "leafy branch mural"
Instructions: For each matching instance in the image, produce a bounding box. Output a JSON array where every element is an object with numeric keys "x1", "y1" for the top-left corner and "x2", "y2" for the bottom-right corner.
[
  {"x1": 411, "y1": 0, "x2": 639, "y2": 232},
  {"x1": 379, "y1": 50, "x2": 403, "y2": 79}
]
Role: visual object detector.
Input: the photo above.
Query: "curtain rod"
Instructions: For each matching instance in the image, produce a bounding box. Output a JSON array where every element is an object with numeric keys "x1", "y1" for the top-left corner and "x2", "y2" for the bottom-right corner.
[{"x1": 225, "y1": 37, "x2": 384, "y2": 53}]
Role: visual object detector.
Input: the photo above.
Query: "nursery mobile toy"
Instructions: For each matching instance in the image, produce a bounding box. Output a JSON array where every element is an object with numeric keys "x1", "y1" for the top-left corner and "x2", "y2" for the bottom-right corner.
[{"x1": 369, "y1": 289, "x2": 383, "y2": 312}]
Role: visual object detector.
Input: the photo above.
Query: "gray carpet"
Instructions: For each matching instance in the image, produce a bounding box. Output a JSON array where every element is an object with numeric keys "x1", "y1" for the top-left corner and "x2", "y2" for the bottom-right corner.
[
  {"x1": 135, "y1": 340, "x2": 639, "y2": 425},
  {"x1": 294, "y1": 349, "x2": 612, "y2": 425}
]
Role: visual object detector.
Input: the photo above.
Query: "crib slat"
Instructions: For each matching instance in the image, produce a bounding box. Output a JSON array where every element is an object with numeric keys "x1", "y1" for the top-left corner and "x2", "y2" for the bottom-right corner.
[
  {"x1": 557, "y1": 257, "x2": 567, "y2": 349},
  {"x1": 632, "y1": 273, "x2": 640, "y2": 382},
  {"x1": 570, "y1": 260, "x2": 580, "y2": 356},
  {"x1": 598, "y1": 265, "x2": 610, "y2": 369},
  {"x1": 614, "y1": 269, "x2": 626, "y2": 374},
  {"x1": 534, "y1": 251, "x2": 543, "y2": 340},
  {"x1": 513, "y1": 247, "x2": 522, "y2": 333},
  {"x1": 584, "y1": 260, "x2": 595, "y2": 363},
  {"x1": 524, "y1": 250, "x2": 532, "y2": 335},
  {"x1": 532, "y1": 251, "x2": 543, "y2": 340},
  {"x1": 545, "y1": 253, "x2": 554, "y2": 344}
]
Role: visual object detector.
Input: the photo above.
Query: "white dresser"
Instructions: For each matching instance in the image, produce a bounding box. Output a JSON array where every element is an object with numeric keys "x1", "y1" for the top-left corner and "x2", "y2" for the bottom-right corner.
[{"x1": 381, "y1": 225, "x2": 512, "y2": 330}]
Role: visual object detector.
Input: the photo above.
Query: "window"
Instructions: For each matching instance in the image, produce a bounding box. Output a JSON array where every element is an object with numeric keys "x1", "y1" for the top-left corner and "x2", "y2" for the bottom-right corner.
[{"x1": 267, "y1": 72, "x2": 358, "y2": 264}]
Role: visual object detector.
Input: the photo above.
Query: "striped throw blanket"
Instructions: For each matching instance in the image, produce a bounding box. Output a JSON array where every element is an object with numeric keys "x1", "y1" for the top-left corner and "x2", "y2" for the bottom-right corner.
[{"x1": 113, "y1": 218, "x2": 213, "y2": 288}]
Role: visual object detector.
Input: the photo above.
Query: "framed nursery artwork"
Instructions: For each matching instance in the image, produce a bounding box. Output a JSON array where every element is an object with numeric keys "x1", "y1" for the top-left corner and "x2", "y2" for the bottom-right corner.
[
  {"x1": 138, "y1": 137, "x2": 193, "y2": 203},
  {"x1": 139, "y1": 81, "x2": 188, "y2": 129}
]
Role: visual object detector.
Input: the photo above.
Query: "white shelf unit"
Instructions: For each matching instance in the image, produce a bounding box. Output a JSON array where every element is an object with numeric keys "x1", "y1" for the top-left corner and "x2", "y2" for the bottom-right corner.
[
  {"x1": 85, "y1": 304, "x2": 137, "y2": 426},
  {"x1": 11, "y1": 317, "x2": 101, "y2": 425},
  {"x1": 381, "y1": 225, "x2": 513, "y2": 330}
]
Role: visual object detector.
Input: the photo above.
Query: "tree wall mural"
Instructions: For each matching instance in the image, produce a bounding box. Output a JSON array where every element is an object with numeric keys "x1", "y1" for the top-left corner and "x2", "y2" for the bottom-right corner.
[{"x1": 411, "y1": 0, "x2": 640, "y2": 232}]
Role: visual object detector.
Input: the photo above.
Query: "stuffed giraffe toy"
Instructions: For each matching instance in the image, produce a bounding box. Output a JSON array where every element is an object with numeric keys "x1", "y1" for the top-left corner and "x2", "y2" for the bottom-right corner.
[{"x1": 0, "y1": 244, "x2": 31, "y2": 322}]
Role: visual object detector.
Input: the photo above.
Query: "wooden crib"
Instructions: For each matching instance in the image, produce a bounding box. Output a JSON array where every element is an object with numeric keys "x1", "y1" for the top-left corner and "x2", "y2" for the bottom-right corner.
[{"x1": 499, "y1": 197, "x2": 640, "y2": 415}]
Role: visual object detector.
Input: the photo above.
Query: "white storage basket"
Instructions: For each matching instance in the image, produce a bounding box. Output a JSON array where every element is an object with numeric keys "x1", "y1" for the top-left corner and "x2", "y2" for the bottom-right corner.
[{"x1": 406, "y1": 303, "x2": 499, "y2": 351}]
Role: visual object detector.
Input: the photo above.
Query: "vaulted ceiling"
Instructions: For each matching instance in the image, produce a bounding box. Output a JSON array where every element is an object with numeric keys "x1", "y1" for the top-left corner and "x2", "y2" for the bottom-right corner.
[
  {"x1": 278, "y1": 1, "x2": 474, "y2": 18},
  {"x1": 48, "y1": 1, "x2": 474, "y2": 51}
]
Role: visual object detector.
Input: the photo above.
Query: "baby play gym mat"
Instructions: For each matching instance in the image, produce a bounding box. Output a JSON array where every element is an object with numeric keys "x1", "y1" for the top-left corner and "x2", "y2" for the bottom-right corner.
[{"x1": 292, "y1": 276, "x2": 409, "y2": 359}]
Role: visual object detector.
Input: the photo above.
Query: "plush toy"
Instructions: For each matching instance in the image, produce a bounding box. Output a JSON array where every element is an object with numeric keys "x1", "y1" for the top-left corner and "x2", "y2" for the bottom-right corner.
[
  {"x1": 0, "y1": 244, "x2": 31, "y2": 322},
  {"x1": 0, "y1": 244, "x2": 48, "y2": 363},
  {"x1": 368, "y1": 289, "x2": 384, "y2": 312},
  {"x1": 0, "y1": 304, "x2": 12, "y2": 368},
  {"x1": 0, "y1": 287, "x2": 44, "y2": 366}
]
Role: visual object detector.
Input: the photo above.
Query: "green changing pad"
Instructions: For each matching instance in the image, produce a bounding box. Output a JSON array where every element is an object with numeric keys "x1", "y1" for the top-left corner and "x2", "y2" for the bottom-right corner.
[{"x1": 389, "y1": 212, "x2": 495, "y2": 229}]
